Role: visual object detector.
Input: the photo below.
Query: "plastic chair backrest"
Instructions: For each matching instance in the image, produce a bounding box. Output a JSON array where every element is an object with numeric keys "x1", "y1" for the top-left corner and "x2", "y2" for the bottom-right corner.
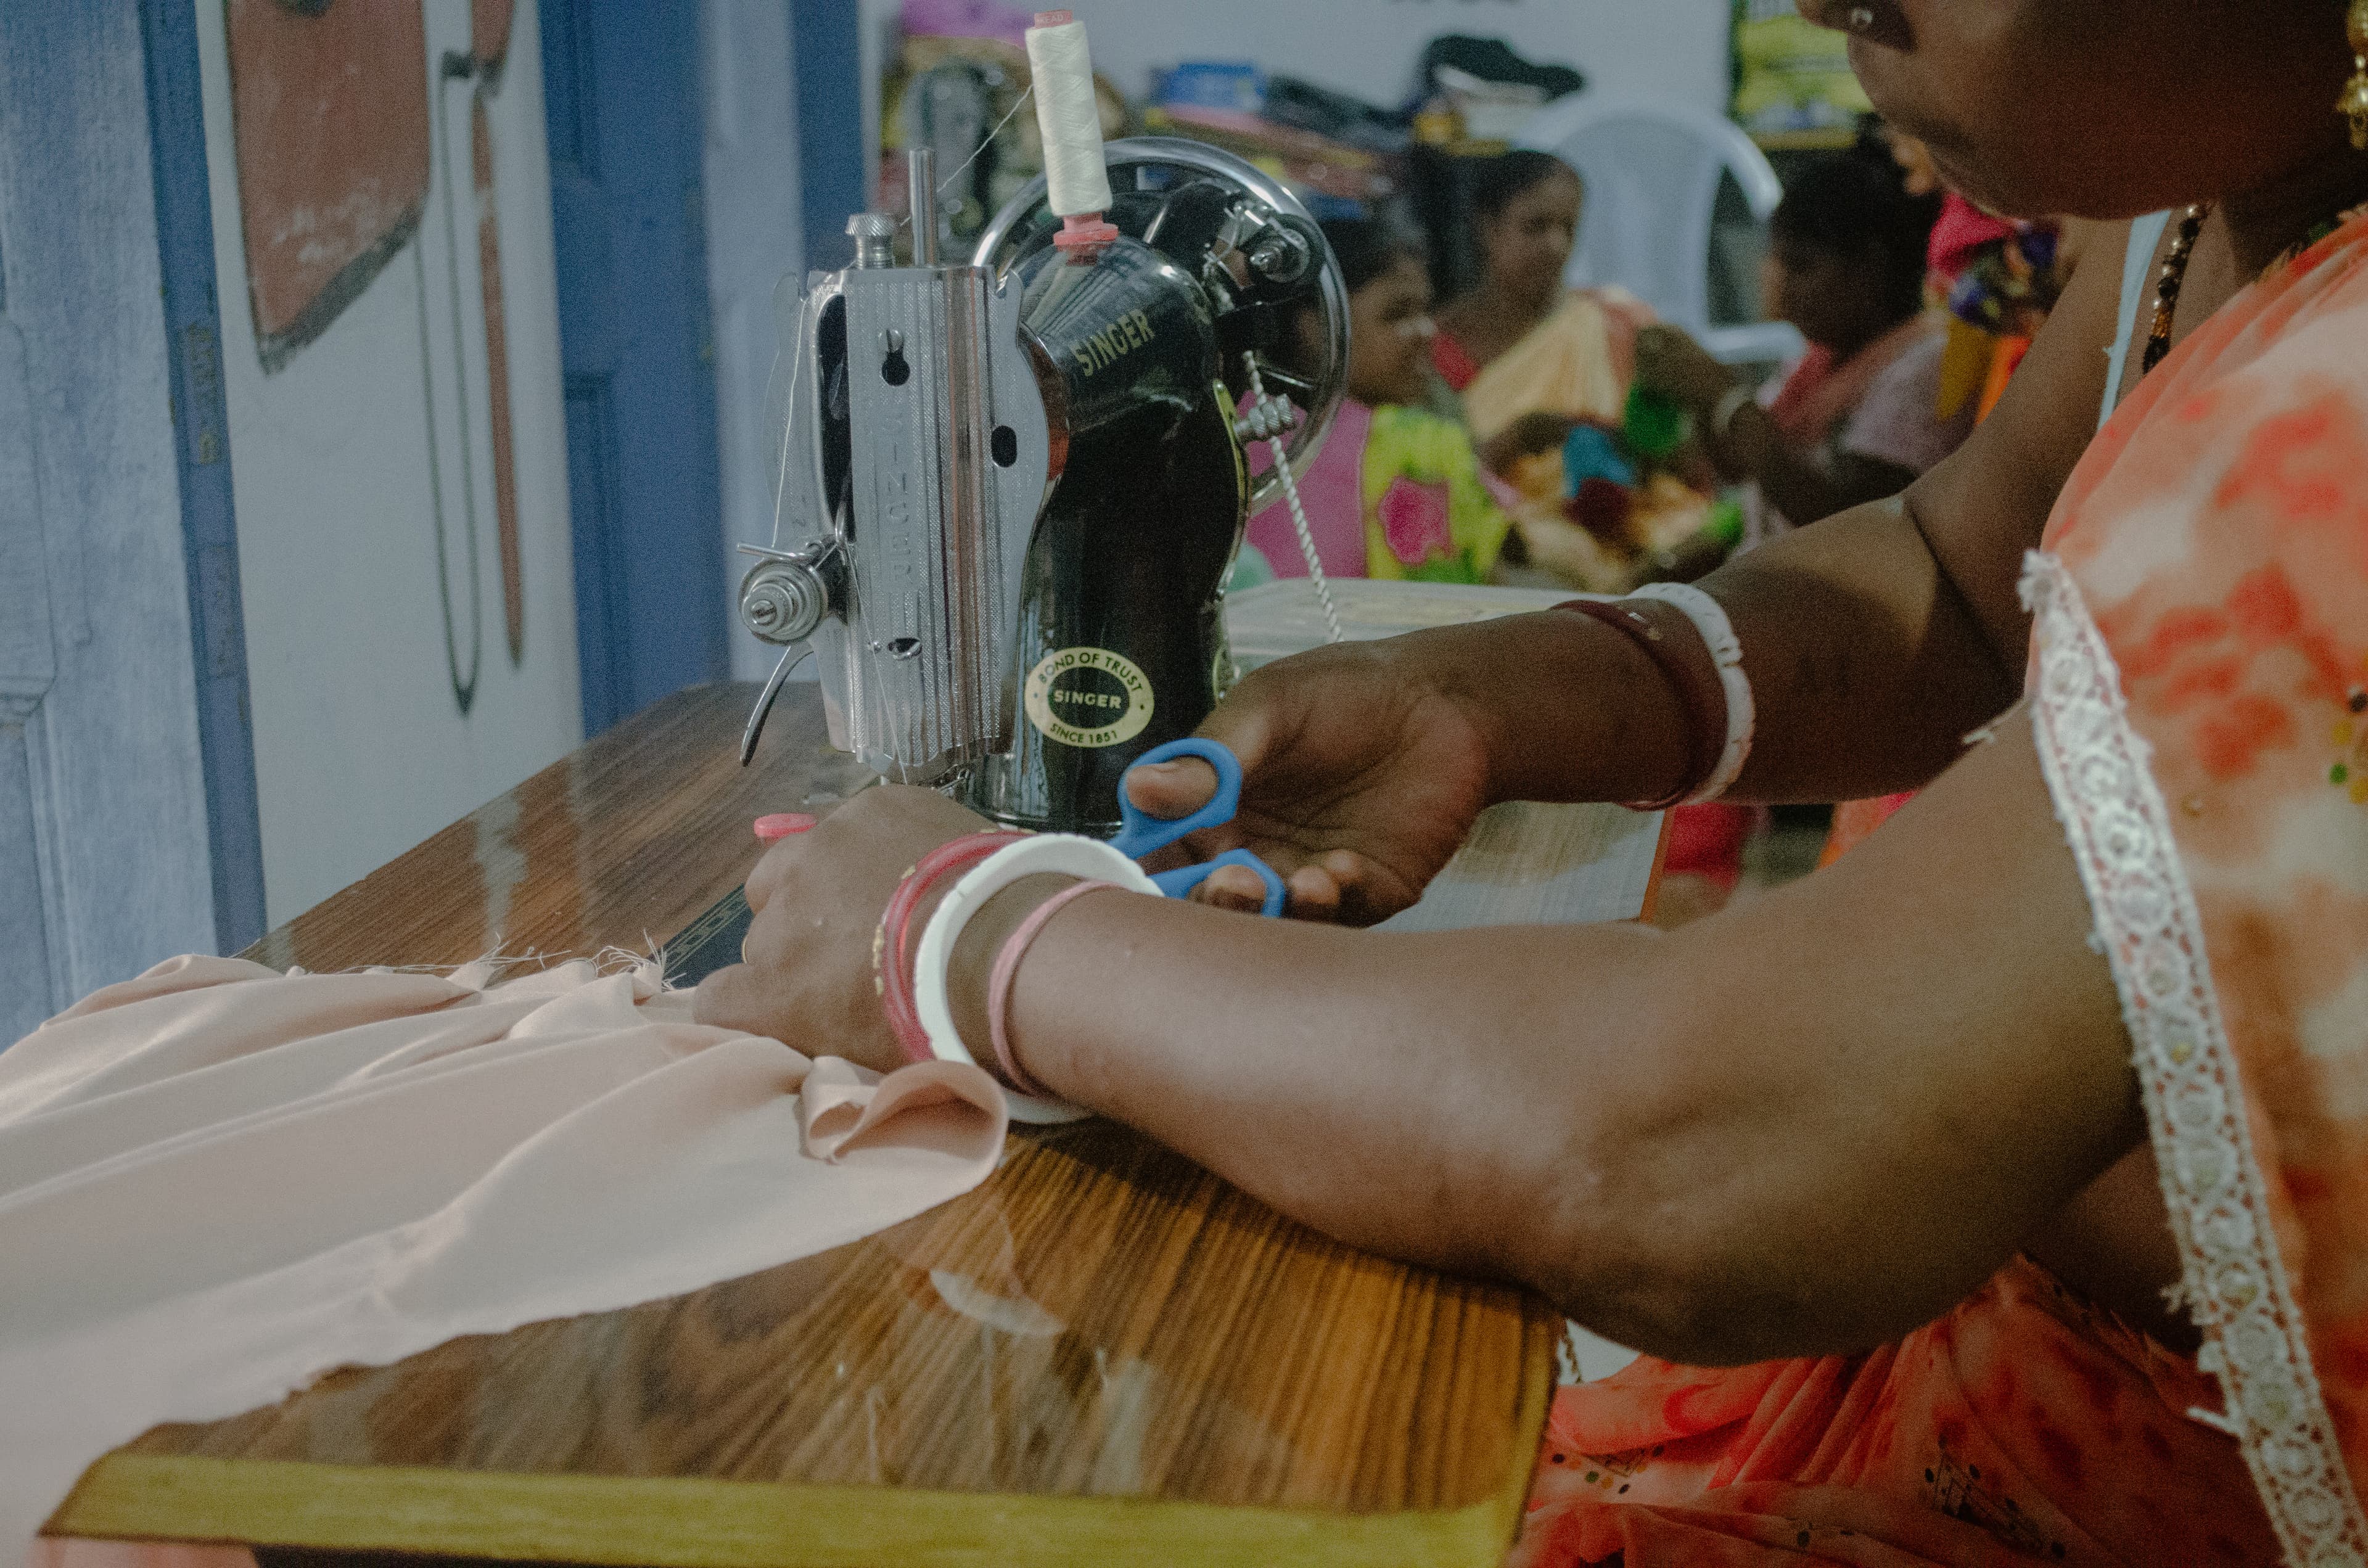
[{"x1": 1518, "y1": 97, "x2": 1794, "y2": 361}]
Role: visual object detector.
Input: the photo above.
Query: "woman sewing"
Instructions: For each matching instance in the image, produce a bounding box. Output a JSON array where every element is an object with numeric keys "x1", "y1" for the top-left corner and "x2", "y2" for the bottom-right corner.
[{"x1": 703, "y1": 0, "x2": 2368, "y2": 1559}]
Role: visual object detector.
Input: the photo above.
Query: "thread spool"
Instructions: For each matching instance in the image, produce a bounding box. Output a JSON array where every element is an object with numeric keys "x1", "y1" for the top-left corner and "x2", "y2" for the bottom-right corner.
[{"x1": 1026, "y1": 10, "x2": 1118, "y2": 253}]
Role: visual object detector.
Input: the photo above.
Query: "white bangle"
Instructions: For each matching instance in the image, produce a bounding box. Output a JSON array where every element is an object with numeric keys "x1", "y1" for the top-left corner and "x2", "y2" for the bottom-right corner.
[
  {"x1": 1626, "y1": 582, "x2": 1753, "y2": 802},
  {"x1": 911, "y1": 834, "x2": 1158, "y2": 1125}
]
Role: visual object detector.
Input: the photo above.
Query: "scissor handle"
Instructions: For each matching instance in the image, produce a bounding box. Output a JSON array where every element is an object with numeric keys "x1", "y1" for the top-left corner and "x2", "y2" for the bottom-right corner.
[
  {"x1": 1111, "y1": 738, "x2": 1245, "y2": 860},
  {"x1": 1151, "y1": 849, "x2": 1287, "y2": 918},
  {"x1": 1114, "y1": 739, "x2": 1286, "y2": 919}
]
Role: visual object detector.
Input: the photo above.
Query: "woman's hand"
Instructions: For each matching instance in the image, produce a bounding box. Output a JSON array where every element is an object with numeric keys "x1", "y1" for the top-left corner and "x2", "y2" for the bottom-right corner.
[
  {"x1": 1633, "y1": 323, "x2": 1733, "y2": 416},
  {"x1": 693, "y1": 785, "x2": 989, "y2": 1069},
  {"x1": 1127, "y1": 638, "x2": 1497, "y2": 924},
  {"x1": 1479, "y1": 411, "x2": 1584, "y2": 477}
]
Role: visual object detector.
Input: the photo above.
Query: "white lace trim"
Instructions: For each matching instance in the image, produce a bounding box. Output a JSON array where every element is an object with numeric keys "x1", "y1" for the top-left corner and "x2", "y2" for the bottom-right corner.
[{"x1": 2023, "y1": 551, "x2": 2368, "y2": 1568}]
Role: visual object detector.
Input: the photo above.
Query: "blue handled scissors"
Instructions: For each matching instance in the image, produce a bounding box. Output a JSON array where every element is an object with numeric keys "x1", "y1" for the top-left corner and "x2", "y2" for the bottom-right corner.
[{"x1": 1110, "y1": 738, "x2": 1288, "y2": 917}]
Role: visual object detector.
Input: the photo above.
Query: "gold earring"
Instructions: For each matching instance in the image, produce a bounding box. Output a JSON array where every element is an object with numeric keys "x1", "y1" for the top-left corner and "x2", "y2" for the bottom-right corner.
[{"x1": 2342, "y1": 0, "x2": 2368, "y2": 150}]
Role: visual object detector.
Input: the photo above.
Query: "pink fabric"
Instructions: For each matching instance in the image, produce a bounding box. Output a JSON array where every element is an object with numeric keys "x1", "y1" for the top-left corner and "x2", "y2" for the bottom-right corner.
[
  {"x1": 898, "y1": 0, "x2": 1031, "y2": 46},
  {"x1": 1514, "y1": 1258, "x2": 2274, "y2": 1566},
  {"x1": 1246, "y1": 396, "x2": 1373, "y2": 581},
  {"x1": 1434, "y1": 329, "x2": 1484, "y2": 392},
  {"x1": 1661, "y1": 802, "x2": 1753, "y2": 893},
  {"x1": 1927, "y1": 194, "x2": 2018, "y2": 287},
  {"x1": 6, "y1": 956, "x2": 1007, "y2": 1561}
]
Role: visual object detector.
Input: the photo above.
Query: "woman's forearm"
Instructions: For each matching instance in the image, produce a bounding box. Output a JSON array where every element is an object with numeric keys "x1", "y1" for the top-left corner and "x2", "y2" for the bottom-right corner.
[
  {"x1": 947, "y1": 719, "x2": 2142, "y2": 1367},
  {"x1": 1325, "y1": 498, "x2": 2021, "y2": 808},
  {"x1": 950, "y1": 879, "x2": 1675, "y2": 1300}
]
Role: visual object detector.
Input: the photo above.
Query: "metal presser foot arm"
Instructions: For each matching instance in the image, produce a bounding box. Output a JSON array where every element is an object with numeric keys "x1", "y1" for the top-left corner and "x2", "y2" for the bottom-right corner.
[{"x1": 740, "y1": 643, "x2": 813, "y2": 765}]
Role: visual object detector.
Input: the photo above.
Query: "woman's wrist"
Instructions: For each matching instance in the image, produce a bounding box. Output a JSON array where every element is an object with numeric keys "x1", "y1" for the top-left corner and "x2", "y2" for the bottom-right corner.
[
  {"x1": 947, "y1": 872, "x2": 1084, "y2": 1096},
  {"x1": 1413, "y1": 612, "x2": 1700, "y2": 807}
]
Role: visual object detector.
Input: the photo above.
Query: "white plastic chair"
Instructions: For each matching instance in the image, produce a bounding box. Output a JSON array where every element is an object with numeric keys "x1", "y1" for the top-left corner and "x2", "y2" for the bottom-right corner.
[{"x1": 1518, "y1": 97, "x2": 1806, "y2": 366}]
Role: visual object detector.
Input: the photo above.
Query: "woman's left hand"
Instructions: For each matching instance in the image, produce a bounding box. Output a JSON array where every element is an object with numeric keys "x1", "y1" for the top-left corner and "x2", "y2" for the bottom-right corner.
[
  {"x1": 694, "y1": 784, "x2": 990, "y2": 1072},
  {"x1": 1634, "y1": 324, "x2": 1732, "y2": 414}
]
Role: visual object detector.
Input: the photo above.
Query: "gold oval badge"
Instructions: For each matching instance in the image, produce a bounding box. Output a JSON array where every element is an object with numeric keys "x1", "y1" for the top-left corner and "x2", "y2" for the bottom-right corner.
[{"x1": 1024, "y1": 646, "x2": 1154, "y2": 749}]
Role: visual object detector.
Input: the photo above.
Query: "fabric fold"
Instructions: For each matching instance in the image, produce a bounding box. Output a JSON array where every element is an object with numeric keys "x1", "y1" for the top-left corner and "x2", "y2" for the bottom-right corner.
[{"x1": 2, "y1": 956, "x2": 1007, "y2": 1564}]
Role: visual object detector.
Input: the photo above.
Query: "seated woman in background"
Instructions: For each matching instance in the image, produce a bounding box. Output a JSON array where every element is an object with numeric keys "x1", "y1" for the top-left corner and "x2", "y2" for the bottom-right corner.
[
  {"x1": 1634, "y1": 149, "x2": 1967, "y2": 542},
  {"x1": 1434, "y1": 150, "x2": 1656, "y2": 445},
  {"x1": 1242, "y1": 218, "x2": 1516, "y2": 586}
]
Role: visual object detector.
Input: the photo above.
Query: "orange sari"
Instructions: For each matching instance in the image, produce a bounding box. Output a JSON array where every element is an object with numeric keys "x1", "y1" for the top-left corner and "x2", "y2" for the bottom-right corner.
[{"x1": 1516, "y1": 211, "x2": 2368, "y2": 1566}]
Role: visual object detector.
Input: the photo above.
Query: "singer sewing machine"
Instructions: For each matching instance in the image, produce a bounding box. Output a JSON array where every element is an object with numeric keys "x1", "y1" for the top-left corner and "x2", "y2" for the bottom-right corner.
[{"x1": 734, "y1": 138, "x2": 1348, "y2": 834}]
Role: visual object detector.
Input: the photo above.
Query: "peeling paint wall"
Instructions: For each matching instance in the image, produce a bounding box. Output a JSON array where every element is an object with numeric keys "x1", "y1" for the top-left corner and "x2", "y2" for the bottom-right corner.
[
  {"x1": 0, "y1": 1, "x2": 221, "y2": 1033},
  {"x1": 194, "y1": 0, "x2": 582, "y2": 926}
]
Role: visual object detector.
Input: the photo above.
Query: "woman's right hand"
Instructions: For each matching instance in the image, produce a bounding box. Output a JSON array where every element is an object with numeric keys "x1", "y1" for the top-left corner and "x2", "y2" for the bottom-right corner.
[{"x1": 1124, "y1": 637, "x2": 1498, "y2": 925}]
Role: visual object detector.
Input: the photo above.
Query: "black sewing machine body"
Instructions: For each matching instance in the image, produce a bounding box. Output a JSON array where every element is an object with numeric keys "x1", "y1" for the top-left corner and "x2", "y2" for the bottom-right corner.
[
  {"x1": 739, "y1": 141, "x2": 1344, "y2": 837},
  {"x1": 966, "y1": 223, "x2": 1248, "y2": 832}
]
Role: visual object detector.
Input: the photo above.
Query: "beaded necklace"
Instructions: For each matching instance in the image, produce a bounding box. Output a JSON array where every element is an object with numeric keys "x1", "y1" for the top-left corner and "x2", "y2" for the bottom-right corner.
[{"x1": 2142, "y1": 200, "x2": 2368, "y2": 376}]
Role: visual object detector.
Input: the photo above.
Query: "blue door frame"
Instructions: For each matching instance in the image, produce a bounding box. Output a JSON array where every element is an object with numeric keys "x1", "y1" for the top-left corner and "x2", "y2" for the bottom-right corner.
[
  {"x1": 138, "y1": 0, "x2": 266, "y2": 953},
  {"x1": 541, "y1": 0, "x2": 730, "y2": 735},
  {"x1": 791, "y1": 0, "x2": 866, "y2": 276},
  {"x1": 541, "y1": 0, "x2": 865, "y2": 733}
]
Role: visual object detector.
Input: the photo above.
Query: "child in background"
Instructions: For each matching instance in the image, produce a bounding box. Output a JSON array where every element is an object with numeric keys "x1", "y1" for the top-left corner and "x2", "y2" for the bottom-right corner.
[
  {"x1": 1631, "y1": 149, "x2": 1963, "y2": 544},
  {"x1": 1243, "y1": 219, "x2": 1516, "y2": 586}
]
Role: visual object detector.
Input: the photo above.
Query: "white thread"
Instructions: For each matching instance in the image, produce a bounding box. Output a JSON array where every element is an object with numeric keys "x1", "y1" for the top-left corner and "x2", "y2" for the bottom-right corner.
[
  {"x1": 1626, "y1": 581, "x2": 1753, "y2": 802},
  {"x1": 1243, "y1": 355, "x2": 1341, "y2": 644},
  {"x1": 1025, "y1": 17, "x2": 1114, "y2": 218},
  {"x1": 767, "y1": 299, "x2": 810, "y2": 550},
  {"x1": 900, "y1": 88, "x2": 1035, "y2": 234}
]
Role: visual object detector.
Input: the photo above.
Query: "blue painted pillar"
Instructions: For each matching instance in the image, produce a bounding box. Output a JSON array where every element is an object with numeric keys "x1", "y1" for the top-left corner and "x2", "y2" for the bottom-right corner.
[
  {"x1": 791, "y1": 0, "x2": 868, "y2": 274},
  {"x1": 138, "y1": 0, "x2": 267, "y2": 953}
]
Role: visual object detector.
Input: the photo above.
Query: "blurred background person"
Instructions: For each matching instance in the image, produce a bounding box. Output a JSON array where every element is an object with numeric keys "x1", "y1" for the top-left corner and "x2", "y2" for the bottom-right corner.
[
  {"x1": 1242, "y1": 218, "x2": 1517, "y2": 587},
  {"x1": 1434, "y1": 150, "x2": 1656, "y2": 449},
  {"x1": 1632, "y1": 147, "x2": 1959, "y2": 544}
]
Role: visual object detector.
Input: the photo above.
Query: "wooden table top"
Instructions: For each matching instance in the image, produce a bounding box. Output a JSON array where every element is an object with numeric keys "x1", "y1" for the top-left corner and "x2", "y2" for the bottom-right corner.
[{"x1": 49, "y1": 683, "x2": 1556, "y2": 1568}]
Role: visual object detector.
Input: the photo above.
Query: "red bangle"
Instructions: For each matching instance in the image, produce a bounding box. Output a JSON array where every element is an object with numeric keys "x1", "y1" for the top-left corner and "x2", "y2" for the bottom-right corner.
[
  {"x1": 1555, "y1": 599, "x2": 1722, "y2": 811},
  {"x1": 874, "y1": 832, "x2": 1026, "y2": 1064}
]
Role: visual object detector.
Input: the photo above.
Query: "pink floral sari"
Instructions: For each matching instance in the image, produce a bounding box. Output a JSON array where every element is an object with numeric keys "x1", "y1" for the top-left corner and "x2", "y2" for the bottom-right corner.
[{"x1": 1515, "y1": 211, "x2": 2368, "y2": 1566}]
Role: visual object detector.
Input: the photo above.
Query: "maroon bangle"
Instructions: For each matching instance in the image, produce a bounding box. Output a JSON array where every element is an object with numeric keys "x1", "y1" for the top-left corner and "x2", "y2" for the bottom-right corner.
[{"x1": 1555, "y1": 598, "x2": 1720, "y2": 811}]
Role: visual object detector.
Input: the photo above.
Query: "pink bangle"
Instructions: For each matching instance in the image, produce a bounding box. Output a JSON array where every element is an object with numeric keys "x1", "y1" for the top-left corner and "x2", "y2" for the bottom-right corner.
[
  {"x1": 876, "y1": 832, "x2": 1025, "y2": 1064},
  {"x1": 984, "y1": 879, "x2": 1112, "y2": 1097}
]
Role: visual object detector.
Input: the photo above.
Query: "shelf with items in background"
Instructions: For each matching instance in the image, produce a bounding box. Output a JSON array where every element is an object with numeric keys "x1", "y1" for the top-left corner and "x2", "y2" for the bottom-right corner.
[{"x1": 1732, "y1": 0, "x2": 1872, "y2": 154}]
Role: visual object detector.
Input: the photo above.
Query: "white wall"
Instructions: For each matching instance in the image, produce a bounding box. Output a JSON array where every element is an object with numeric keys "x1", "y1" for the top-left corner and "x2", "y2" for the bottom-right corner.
[
  {"x1": 861, "y1": 0, "x2": 1732, "y2": 123},
  {"x1": 702, "y1": 0, "x2": 808, "y2": 684},
  {"x1": 195, "y1": 0, "x2": 582, "y2": 926}
]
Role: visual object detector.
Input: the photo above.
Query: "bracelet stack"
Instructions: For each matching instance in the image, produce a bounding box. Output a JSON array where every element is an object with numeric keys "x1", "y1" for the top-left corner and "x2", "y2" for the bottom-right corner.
[
  {"x1": 879, "y1": 832, "x2": 1159, "y2": 1125},
  {"x1": 873, "y1": 832, "x2": 1024, "y2": 1065},
  {"x1": 1629, "y1": 582, "x2": 1754, "y2": 803},
  {"x1": 1558, "y1": 583, "x2": 1755, "y2": 808}
]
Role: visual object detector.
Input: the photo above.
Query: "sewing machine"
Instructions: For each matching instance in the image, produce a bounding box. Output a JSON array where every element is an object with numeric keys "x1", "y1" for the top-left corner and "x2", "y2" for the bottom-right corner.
[{"x1": 735, "y1": 133, "x2": 1347, "y2": 834}]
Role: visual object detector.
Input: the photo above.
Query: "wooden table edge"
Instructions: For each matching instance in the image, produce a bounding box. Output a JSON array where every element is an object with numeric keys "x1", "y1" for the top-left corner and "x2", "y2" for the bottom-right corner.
[{"x1": 50, "y1": 1325, "x2": 1555, "y2": 1567}]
